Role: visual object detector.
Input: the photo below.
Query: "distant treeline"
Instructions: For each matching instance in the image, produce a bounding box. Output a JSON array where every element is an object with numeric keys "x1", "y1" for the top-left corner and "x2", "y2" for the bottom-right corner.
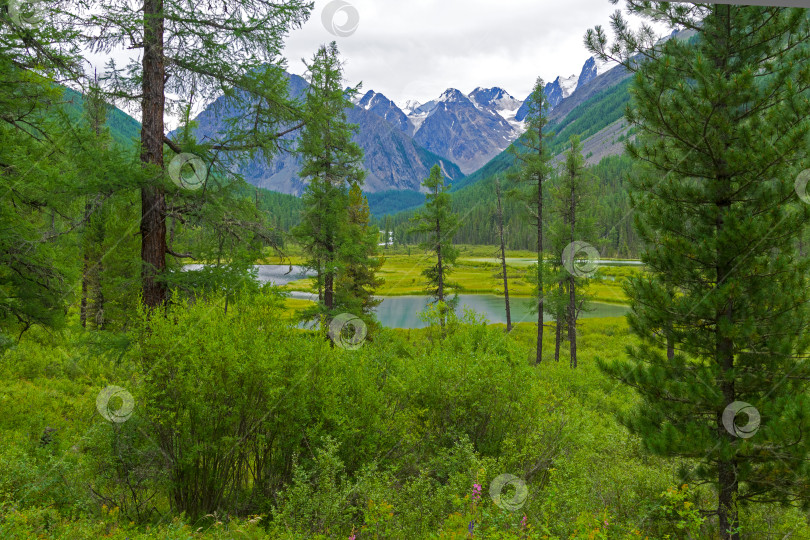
[
  {"x1": 261, "y1": 152, "x2": 642, "y2": 258},
  {"x1": 377, "y1": 153, "x2": 641, "y2": 258}
]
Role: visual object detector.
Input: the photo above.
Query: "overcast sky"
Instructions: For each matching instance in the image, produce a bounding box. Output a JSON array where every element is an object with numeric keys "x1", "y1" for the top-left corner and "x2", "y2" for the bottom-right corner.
[
  {"x1": 82, "y1": 0, "x2": 670, "y2": 127},
  {"x1": 281, "y1": 0, "x2": 671, "y2": 105}
]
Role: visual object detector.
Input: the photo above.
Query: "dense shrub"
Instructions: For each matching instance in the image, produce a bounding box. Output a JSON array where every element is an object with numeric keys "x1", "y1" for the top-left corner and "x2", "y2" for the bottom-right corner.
[{"x1": 1, "y1": 293, "x2": 809, "y2": 538}]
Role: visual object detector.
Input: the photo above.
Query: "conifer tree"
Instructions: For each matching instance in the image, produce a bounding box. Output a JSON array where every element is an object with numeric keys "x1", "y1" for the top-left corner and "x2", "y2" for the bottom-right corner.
[
  {"x1": 555, "y1": 135, "x2": 596, "y2": 368},
  {"x1": 409, "y1": 164, "x2": 459, "y2": 328},
  {"x1": 335, "y1": 182, "x2": 383, "y2": 326},
  {"x1": 509, "y1": 77, "x2": 554, "y2": 364},
  {"x1": 0, "y1": 6, "x2": 85, "y2": 341},
  {"x1": 588, "y1": 4, "x2": 810, "y2": 537},
  {"x1": 78, "y1": 82, "x2": 111, "y2": 329},
  {"x1": 292, "y1": 42, "x2": 365, "y2": 324},
  {"x1": 494, "y1": 178, "x2": 511, "y2": 332},
  {"x1": 80, "y1": 0, "x2": 311, "y2": 307}
]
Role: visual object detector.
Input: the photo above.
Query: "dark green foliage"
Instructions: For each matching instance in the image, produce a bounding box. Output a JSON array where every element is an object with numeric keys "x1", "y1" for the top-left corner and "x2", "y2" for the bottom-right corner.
[
  {"x1": 548, "y1": 136, "x2": 598, "y2": 367},
  {"x1": 335, "y1": 183, "x2": 384, "y2": 325},
  {"x1": 588, "y1": 4, "x2": 810, "y2": 537},
  {"x1": 367, "y1": 189, "x2": 425, "y2": 217},
  {"x1": 293, "y1": 42, "x2": 381, "y2": 328},
  {"x1": 509, "y1": 77, "x2": 553, "y2": 364},
  {"x1": 408, "y1": 165, "x2": 460, "y2": 323}
]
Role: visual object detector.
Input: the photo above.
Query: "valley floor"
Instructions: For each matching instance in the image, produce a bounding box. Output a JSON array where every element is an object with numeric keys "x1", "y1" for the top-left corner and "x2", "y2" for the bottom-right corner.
[{"x1": 266, "y1": 246, "x2": 634, "y2": 320}]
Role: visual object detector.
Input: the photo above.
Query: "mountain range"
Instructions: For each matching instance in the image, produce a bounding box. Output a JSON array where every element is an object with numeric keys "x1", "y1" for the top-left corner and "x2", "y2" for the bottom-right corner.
[{"x1": 182, "y1": 52, "x2": 622, "y2": 196}]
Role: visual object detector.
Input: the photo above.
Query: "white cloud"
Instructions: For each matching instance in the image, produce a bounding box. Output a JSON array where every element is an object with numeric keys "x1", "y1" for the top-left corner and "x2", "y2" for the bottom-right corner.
[
  {"x1": 81, "y1": 0, "x2": 669, "y2": 128},
  {"x1": 283, "y1": 0, "x2": 670, "y2": 104}
]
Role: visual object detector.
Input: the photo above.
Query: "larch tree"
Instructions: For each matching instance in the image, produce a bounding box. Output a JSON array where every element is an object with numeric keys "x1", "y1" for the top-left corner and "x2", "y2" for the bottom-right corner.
[
  {"x1": 335, "y1": 182, "x2": 383, "y2": 328},
  {"x1": 555, "y1": 135, "x2": 596, "y2": 368},
  {"x1": 494, "y1": 178, "x2": 512, "y2": 332},
  {"x1": 509, "y1": 77, "x2": 554, "y2": 364},
  {"x1": 0, "y1": 7, "x2": 92, "y2": 340},
  {"x1": 587, "y1": 3, "x2": 810, "y2": 538},
  {"x1": 292, "y1": 42, "x2": 365, "y2": 323},
  {"x1": 409, "y1": 164, "x2": 459, "y2": 329},
  {"x1": 77, "y1": 82, "x2": 112, "y2": 329},
  {"x1": 80, "y1": 0, "x2": 312, "y2": 308}
]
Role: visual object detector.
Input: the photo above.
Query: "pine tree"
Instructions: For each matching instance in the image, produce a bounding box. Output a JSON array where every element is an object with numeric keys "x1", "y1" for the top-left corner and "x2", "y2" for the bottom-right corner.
[
  {"x1": 292, "y1": 42, "x2": 365, "y2": 324},
  {"x1": 509, "y1": 77, "x2": 554, "y2": 364},
  {"x1": 409, "y1": 164, "x2": 459, "y2": 328},
  {"x1": 0, "y1": 70, "x2": 72, "y2": 341},
  {"x1": 588, "y1": 4, "x2": 810, "y2": 538}
]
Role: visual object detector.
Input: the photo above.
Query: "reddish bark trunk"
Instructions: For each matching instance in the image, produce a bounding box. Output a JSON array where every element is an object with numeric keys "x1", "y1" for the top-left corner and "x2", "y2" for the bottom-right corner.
[{"x1": 140, "y1": 0, "x2": 167, "y2": 308}]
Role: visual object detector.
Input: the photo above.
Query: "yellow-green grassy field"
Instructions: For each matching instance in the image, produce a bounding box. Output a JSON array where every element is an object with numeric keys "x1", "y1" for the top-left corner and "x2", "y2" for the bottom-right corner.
[{"x1": 277, "y1": 249, "x2": 637, "y2": 304}]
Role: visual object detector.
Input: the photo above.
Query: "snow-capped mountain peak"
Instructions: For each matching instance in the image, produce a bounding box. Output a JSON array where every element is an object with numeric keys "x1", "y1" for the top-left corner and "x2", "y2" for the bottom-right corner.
[
  {"x1": 468, "y1": 87, "x2": 521, "y2": 112},
  {"x1": 557, "y1": 74, "x2": 579, "y2": 99},
  {"x1": 357, "y1": 90, "x2": 381, "y2": 110},
  {"x1": 438, "y1": 88, "x2": 470, "y2": 103},
  {"x1": 400, "y1": 99, "x2": 422, "y2": 115},
  {"x1": 577, "y1": 56, "x2": 617, "y2": 88}
]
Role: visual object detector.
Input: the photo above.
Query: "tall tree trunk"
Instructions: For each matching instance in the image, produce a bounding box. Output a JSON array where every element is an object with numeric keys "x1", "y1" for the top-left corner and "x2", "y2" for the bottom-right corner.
[
  {"x1": 717, "y1": 186, "x2": 739, "y2": 540},
  {"x1": 80, "y1": 197, "x2": 92, "y2": 328},
  {"x1": 436, "y1": 217, "x2": 444, "y2": 329},
  {"x1": 714, "y1": 8, "x2": 739, "y2": 538},
  {"x1": 568, "y1": 165, "x2": 577, "y2": 369},
  {"x1": 324, "y1": 250, "x2": 334, "y2": 310},
  {"x1": 324, "y1": 220, "x2": 334, "y2": 311},
  {"x1": 718, "y1": 302, "x2": 738, "y2": 539},
  {"x1": 535, "y1": 124, "x2": 544, "y2": 364},
  {"x1": 140, "y1": 0, "x2": 167, "y2": 309},
  {"x1": 495, "y1": 180, "x2": 511, "y2": 332}
]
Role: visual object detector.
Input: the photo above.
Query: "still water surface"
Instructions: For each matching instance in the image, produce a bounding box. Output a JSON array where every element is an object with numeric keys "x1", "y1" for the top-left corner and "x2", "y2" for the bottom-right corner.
[{"x1": 186, "y1": 264, "x2": 629, "y2": 329}]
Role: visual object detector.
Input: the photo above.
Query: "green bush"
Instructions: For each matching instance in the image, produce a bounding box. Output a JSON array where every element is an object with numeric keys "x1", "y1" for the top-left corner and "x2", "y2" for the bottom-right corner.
[{"x1": 2, "y1": 292, "x2": 810, "y2": 538}]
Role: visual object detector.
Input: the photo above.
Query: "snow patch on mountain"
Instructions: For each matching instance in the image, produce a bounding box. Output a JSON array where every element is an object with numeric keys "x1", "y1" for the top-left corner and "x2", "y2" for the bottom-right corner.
[
  {"x1": 595, "y1": 57, "x2": 614, "y2": 76},
  {"x1": 400, "y1": 99, "x2": 422, "y2": 115},
  {"x1": 438, "y1": 88, "x2": 469, "y2": 104},
  {"x1": 558, "y1": 74, "x2": 578, "y2": 99}
]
